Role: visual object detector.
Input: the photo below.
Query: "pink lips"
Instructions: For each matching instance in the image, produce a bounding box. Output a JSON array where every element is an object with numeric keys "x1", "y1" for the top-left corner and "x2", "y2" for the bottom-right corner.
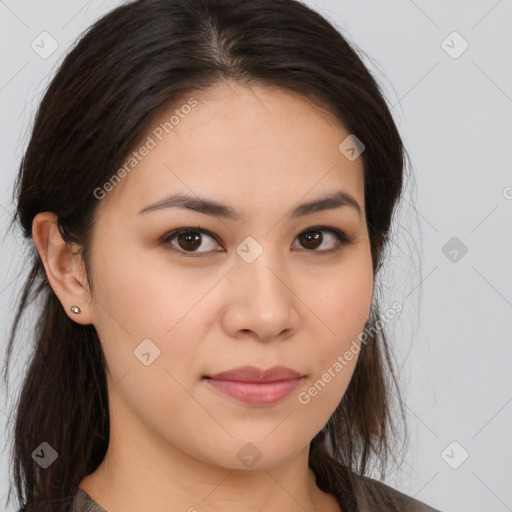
[{"x1": 204, "y1": 365, "x2": 304, "y2": 406}]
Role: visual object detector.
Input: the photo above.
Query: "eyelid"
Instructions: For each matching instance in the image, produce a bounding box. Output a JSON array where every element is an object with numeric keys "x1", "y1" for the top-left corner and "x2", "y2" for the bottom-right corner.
[{"x1": 161, "y1": 225, "x2": 355, "y2": 257}]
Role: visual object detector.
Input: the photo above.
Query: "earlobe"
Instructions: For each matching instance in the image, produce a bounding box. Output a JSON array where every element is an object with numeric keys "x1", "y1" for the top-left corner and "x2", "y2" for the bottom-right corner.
[{"x1": 32, "y1": 212, "x2": 93, "y2": 325}]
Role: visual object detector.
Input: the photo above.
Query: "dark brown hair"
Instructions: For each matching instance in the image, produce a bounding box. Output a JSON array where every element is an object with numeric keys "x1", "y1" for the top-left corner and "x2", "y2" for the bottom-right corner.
[{"x1": 3, "y1": 0, "x2": 414, "y2": 510}]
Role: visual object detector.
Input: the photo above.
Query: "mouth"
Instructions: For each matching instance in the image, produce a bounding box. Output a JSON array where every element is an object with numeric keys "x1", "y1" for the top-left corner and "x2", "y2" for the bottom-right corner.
[{"x1": 203, "y1": 365, "x2": 305, "y2": 406}]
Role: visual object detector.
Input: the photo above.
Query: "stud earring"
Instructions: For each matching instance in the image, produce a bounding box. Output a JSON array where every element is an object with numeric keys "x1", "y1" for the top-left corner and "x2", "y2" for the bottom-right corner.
[{"x1": 70, "y1": 306, "x2": 81, "y2": 314}]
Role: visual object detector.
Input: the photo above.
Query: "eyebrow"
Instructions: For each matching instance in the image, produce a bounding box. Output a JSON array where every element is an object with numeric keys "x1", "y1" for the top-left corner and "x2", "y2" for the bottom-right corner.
[{"x1": 137, "y1": 190, "x2": 362, "y2": 220}]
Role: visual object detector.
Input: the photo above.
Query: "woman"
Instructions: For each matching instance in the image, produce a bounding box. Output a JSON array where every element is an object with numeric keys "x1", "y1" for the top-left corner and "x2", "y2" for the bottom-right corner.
[{"x1": 4, "y1": 0, "x2": 441, "y2": 510}]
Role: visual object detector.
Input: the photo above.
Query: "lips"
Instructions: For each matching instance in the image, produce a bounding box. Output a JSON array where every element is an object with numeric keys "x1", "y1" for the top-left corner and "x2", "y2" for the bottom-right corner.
[
  {"x1": 203, "y1": 365, "x2": 305, "y2": 406},
  {"x1": 205, "y1": 365, "x2": 303, "y2": 382}
]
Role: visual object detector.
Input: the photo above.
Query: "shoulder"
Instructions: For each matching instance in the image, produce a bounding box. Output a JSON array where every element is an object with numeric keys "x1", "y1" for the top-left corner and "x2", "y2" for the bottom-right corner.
[
  {"x1": 351, "y1": 472, "x2": 443, "y2": 512},
  {"x1": 15, "y1": 487, "x2": 89, "y2": 512},
  {"x1": 69, "y1": 488, "x2": 107, "y2": 512},
  {"x1": 309, "y1": 453, "x2": 442, "y2": 512}
]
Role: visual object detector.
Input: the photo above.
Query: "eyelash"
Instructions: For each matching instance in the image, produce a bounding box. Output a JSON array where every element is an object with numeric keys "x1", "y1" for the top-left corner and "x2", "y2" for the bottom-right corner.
[{"x1": 160, "y1": 225, "x2": 355, "y2": 258}]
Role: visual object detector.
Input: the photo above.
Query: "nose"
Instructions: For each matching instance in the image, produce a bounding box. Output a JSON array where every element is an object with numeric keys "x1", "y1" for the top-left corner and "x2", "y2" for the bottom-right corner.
[{"x1": 222, "y1": 248, "x2": 299, "y2": 342}]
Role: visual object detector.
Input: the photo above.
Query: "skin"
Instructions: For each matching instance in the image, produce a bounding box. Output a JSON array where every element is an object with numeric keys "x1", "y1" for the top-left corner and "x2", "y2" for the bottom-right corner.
[{"x1": 32, "y1": 81, "x2": 374, "y2": 512}]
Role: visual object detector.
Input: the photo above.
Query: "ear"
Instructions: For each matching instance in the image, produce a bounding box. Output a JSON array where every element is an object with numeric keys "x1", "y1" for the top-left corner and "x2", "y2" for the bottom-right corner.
[{"x1": 32, "y1": 212, "x2": 93, "y2": 325}]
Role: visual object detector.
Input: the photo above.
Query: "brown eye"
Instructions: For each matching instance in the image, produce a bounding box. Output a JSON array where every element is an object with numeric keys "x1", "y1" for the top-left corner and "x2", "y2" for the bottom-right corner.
[
  {"x1": 165, "y1": 228, "x2": 221, "y2": 256},
  {"x1": 176, "y1": 231, "x2": 202, "y2": 251},
  {"x1": 298, "y1": 231, "x2": 322, "y2": 250},
  {"x1": 293, "y1": 227, "x2": 351, "y2": 253}
]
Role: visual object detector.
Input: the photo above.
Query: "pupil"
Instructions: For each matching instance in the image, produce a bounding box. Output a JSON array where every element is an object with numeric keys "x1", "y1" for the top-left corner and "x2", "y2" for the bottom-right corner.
[
  {"x1": 179, "y1": 231, "x2": 201, "y2": 250},
  {"x1": 302, "y1": 231, "x2": 321, "y2": 249}
]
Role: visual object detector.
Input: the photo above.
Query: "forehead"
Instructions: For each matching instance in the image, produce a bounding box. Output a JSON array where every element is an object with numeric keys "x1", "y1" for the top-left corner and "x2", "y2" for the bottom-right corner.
[{"x1": 95, "y1": 82, "x2": 365, "y2": 221}]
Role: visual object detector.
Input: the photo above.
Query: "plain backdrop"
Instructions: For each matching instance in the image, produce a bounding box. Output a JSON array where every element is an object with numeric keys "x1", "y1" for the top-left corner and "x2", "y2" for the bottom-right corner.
[{"x1": 1, "y1": 1, "x2": 511, "y2": 511}]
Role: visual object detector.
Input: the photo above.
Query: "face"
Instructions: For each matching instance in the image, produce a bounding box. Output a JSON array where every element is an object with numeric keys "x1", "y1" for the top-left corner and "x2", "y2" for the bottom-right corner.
[{"x1": 85, "y1": 81, "x2": 374, "y2": 470}]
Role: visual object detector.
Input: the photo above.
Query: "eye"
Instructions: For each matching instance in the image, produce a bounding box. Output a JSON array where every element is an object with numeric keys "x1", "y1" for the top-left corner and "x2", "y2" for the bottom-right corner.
[
  {"x1": 292, "y1": 226, "x2": 353, "y2": 253},
  {"x1": 162, "y1": 228, "x2": 222, "y2": 256},
  {"x1": 161, "y1": 226, "x2": 354, "y2": 258}
]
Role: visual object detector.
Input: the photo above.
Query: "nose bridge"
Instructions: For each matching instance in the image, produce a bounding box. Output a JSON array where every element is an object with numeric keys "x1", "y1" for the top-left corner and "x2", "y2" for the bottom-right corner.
[
  {"x1": 240, "y1": 235, "x2": 278, "y2": 274},
  {"x1": 234, "y1": 235, "x2": 290, "y2": 309}
]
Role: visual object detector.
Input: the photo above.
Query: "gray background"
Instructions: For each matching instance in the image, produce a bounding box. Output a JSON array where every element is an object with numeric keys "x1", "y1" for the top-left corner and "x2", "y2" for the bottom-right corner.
[{"x1": 1, "y1": 1, "x2": 511, "y2": 511}]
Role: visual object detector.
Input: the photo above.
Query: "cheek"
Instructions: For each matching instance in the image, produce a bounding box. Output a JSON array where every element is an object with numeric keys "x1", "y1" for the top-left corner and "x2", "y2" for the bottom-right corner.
[
  {"x1": 302, "y1": 252, "x2": 373, "y2": 393},
  {"x1": 90, "y1": 232, "x2": 176, "y2": 331},
  {"x1": 309, "y1": 252, "x2": 374, "y2": 341}
]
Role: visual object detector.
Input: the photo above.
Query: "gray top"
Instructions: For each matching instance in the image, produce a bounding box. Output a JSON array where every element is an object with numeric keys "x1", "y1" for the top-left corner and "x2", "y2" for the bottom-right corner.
[
  {"x1": 70, "y1": 489, "x2": 107, "y2": 512},
  {"x1": 70, "y1": 485, "x2": 441, "y2": 512}
]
